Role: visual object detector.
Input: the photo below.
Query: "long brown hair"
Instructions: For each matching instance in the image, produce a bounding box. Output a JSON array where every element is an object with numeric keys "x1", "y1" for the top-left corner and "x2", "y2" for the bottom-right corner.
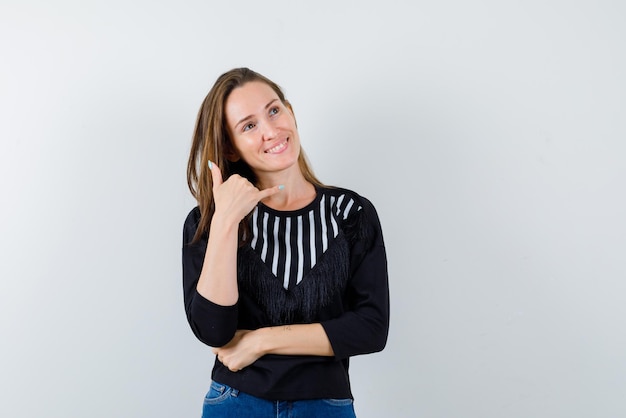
[{"x1": 187, "y1": 67, "x2": 323, "y2": 243}]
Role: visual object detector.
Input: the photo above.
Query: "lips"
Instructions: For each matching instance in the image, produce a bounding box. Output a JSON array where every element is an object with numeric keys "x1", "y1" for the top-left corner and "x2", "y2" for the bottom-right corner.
[{"x1": 264, "y1": 138, "x2": 289, "y2": 154}]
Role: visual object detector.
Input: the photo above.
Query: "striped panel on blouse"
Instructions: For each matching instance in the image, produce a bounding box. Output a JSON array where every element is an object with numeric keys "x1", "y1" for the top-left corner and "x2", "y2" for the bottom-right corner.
[{"x1": 249, "y1": 192, "x2": 362, "y2": 290}]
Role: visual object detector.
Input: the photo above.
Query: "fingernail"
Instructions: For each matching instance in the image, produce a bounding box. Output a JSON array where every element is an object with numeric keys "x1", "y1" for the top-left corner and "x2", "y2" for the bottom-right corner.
[
  {"x1": 278, "y1": 185, "x2": 285, "y2": 190},
  {"x1": 208, "y1": 160, "x2": 213, "y2": 169}
]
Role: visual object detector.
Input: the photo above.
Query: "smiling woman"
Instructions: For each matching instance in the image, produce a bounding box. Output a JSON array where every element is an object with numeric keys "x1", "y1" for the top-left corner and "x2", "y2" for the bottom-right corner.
[{"x1": 182, "y1": 68, "x2": 390, "y2": 418}]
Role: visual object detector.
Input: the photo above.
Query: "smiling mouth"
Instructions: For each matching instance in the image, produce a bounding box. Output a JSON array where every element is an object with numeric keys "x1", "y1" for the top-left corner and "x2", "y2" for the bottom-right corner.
[{"x1": 265, "y1": 139, "x2": 289, "y2": 154}]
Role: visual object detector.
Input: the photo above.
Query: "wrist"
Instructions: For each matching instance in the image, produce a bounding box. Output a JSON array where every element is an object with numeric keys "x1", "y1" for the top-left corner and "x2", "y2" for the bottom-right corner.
[
  {"x1": 254, "y1": 327, "x2": 272, "y2": 356},
  {"x1": 210, "y1": 211, "x2": 241, "y2": 231}
]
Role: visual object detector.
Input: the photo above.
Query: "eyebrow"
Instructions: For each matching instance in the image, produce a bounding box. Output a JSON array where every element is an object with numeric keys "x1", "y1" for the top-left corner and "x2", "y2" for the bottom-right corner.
[{"x1": 235, "y1": 99, "x2": 280, "y2": 129}]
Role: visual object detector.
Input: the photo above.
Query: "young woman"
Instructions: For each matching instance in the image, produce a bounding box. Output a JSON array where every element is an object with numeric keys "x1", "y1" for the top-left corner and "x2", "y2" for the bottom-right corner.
[{"x1": 182, "y1": 67, "x2": 389, "y2": 417}]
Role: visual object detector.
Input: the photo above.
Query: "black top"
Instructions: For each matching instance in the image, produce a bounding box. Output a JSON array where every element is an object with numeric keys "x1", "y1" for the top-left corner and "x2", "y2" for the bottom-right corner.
[{"x1": 182, "y1": 186, "x2": 389, "y2": 400}]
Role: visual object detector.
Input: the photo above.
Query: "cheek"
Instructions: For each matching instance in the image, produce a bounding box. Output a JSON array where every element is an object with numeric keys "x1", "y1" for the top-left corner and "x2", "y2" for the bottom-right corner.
[{"x1": 231, "y1": 136, "x2": 259, "y2": 158}]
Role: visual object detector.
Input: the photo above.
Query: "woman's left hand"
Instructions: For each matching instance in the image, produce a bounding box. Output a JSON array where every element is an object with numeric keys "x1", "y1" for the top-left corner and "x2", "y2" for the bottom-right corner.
[{"x1": 212, "y1": 330, "x2": 262, "y2": 372}]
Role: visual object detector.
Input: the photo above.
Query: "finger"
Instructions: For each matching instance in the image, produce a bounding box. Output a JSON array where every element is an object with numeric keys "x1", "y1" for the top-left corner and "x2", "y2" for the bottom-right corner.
[
  {"x1": 257, "y1": 185, "x2": 284, "y2": 200},
  {"x1": 208, "y1": 160, "x2": 223, "y2": 190}
]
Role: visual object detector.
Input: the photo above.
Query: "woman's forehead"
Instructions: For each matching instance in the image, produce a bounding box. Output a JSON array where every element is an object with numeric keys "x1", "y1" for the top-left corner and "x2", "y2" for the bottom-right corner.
[{"x1": 226, "y1": 82, "x2": 280, "y2": 122}]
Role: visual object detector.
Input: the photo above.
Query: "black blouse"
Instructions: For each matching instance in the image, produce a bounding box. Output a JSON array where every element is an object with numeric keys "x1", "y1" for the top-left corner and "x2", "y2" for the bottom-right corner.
[{"x1": 182, "y1": 186, "x2": 389, "y2": 401}]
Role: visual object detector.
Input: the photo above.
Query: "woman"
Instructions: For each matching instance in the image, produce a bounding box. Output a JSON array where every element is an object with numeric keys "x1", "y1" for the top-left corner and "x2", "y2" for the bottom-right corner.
[{"x1": 182, "y1": 67, "x2": 389, "y2": 417}]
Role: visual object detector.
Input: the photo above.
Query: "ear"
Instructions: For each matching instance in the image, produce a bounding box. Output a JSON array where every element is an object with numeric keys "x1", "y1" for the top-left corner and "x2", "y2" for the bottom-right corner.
[
  {"x1": 225, "y1": 145, "x2": 240, "y2": 162},
  {"x1": 222, "y1": 136, "x2": 241, "y2": 162}
]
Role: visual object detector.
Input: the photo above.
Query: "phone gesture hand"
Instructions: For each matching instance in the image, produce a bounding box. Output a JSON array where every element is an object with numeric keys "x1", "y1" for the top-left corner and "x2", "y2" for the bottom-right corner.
[{"x1": 208, "y1": 161, "x2": 282, "y2": 223}]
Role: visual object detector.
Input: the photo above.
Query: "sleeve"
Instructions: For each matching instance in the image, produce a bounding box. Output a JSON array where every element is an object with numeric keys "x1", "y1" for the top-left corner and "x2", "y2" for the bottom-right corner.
[
  {"x1": 182, "y1": 207, "x2": 238, "y2": 347},
  {"x1": 321, "y1": 197, "x2": 390, "y2": 360}
]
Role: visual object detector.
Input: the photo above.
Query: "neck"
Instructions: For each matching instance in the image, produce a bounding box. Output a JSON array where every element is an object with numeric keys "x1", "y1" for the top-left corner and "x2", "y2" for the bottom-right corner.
[{"x1": 257, "y1": 170, "x2": 317, "y2": 211}]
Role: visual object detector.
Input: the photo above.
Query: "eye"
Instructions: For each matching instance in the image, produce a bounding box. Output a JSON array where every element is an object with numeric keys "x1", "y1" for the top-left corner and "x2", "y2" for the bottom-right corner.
[
  {"x1": 269, "y1": 106, "x2": 279, "y2": 116},
  {"x1": 243, "y1": 122, "x2": 255, "y2": 132}
]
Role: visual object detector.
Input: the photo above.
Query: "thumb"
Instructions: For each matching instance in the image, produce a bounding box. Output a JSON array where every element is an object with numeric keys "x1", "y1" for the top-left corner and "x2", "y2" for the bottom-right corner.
[{"x1": 208, "y1": 160, "x2": 223, "y2": 190}]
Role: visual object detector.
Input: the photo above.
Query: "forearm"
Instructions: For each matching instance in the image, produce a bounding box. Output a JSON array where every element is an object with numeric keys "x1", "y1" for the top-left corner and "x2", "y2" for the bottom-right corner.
[
  {"x1": 196, "y1": 213, "x2": 240, "y2": 306},
  {"x1": 257, "y1": 323, "x2": 334, "y2": 357}
]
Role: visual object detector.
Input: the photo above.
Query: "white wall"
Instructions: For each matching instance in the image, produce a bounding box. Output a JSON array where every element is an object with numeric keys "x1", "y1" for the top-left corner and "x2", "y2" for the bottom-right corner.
[{"x1": 1, "y1": 1, "x2": 625, "y2": 417}]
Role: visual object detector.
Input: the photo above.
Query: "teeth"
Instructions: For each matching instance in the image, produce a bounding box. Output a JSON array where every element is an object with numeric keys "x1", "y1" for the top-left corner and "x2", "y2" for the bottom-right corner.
[{"x1": 266, "y1": 141, "x2": 287, "y2": 153}]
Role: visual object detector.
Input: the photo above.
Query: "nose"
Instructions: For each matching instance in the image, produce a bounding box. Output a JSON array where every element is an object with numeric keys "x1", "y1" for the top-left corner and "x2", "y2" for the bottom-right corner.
[{"x1": 261, "y1": 119, "x2": 279, "y2": 141}]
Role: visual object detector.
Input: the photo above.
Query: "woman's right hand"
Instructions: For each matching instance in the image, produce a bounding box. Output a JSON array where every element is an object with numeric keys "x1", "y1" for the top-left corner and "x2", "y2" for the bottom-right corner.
[
  {"x1": 195, "y1": 161, "x2": 282, "y2": 306},
  {"x1": 208, "y1": 161, "x2": 282, "y2": 224}
]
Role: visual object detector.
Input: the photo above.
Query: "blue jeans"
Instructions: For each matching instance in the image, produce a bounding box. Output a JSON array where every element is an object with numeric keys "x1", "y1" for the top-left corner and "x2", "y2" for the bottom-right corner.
[{"x1": 202, "y1": 381, "x2": 357, "y2": 418}]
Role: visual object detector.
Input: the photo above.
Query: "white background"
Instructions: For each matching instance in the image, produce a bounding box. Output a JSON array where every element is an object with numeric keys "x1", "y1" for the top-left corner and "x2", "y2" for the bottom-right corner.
[{"x1": 1, "y1": 1, "x2": 625, "y2": 417}]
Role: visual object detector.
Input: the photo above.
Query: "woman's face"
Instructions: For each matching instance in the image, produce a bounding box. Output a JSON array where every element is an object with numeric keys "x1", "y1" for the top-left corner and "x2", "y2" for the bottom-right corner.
[{"x1": 224, "y1": 81, "x2": 301, "y2": 178}]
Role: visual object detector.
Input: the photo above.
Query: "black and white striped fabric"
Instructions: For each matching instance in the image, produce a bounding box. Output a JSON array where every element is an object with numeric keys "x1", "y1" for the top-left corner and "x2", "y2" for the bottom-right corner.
[{"x1": 249, "y1": 190, "x2": 362, "y2": 291}]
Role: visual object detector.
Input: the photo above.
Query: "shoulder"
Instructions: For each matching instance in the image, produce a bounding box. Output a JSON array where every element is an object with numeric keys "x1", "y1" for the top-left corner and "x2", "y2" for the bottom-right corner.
[
  {"x1": 319, "y1": 186, "x2": 379, "y2": 219},
  {"x1": 320, "y1": 186, "x2": 383, "y2": 245},
  {"x1": 183, "y1": 206, "x2": 203, "y2": 246},
  {"x1": 184, "y1": 206, "x2": 201, "y2": 229},
  {"x1": 319, "y1": 185, "x2": 362, "y2": 200}
]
